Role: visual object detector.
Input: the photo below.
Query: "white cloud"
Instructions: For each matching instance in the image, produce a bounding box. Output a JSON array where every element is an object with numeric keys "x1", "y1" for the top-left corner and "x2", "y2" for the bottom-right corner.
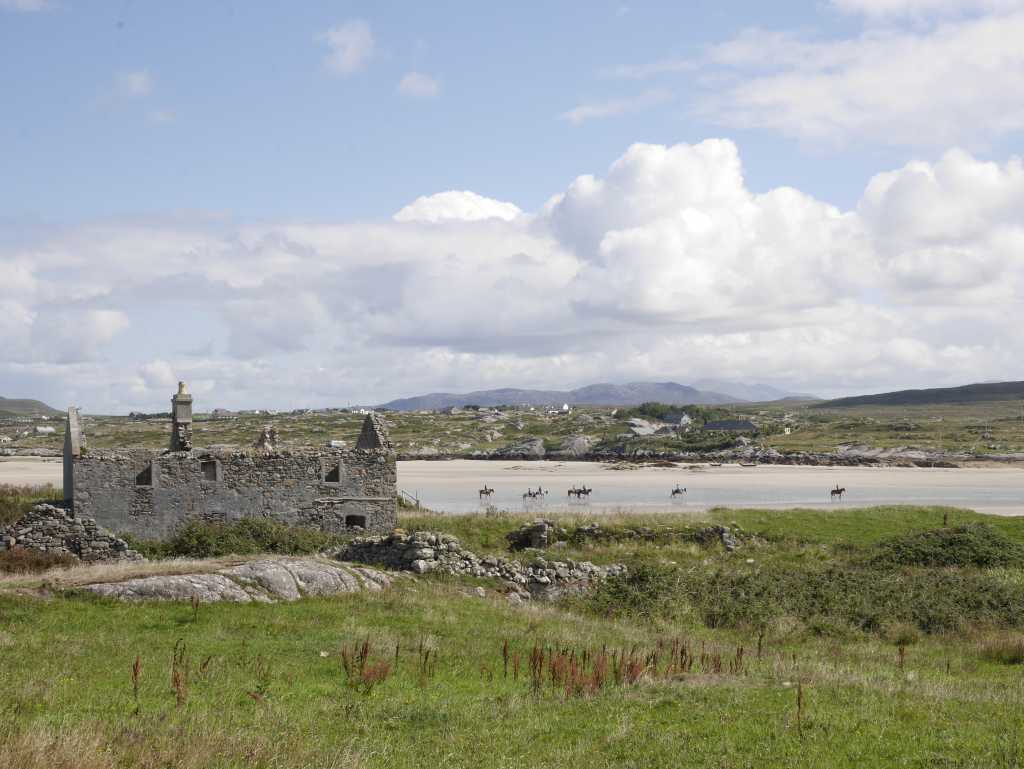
[
  {"x1": 397, "y1": 71, "x2": 440, "y2": 98},
  {"x1": 831, "y1": 0, "x2": 1021, "y2": 17},
  {"x1": 0, "y1": 0, "x2": 49, "y2": 11},
  {"x1": 3, "y1": 140, "x2": 1023, "y2": 409},
  {"x1": 117, "y1": 70, "x2": 153, "y2": 97},
  {"x1": 393, "y1": 191, "x2": 521, "y2": 223},
  {"x1": 698, "y1": 10, "x2": 1024, "y2": 146},
  {"x1": 559, "y1": 88, "x2": 672, "y2": 125},
  {"x1": 322, "y1": 20, "x2": 374, "y2": 76}
]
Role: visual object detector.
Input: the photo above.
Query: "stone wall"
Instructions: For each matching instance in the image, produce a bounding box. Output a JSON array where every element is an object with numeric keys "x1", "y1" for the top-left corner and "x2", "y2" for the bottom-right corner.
[
  {"x1": 339, "y1": 530, "x2": 625, "y2": 600},
  {"x1": 1, "y1": 503, "x2": 143, "y2": 562},
  {"x1": 70, "y1": 447, "x2": 397, "y2": 539}
]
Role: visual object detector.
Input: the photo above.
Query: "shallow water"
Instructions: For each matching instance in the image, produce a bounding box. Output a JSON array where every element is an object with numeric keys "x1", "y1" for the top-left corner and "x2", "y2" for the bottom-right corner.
[
  {"x1": 4, "y1": 456, "x2": 1022, "y2": 516},
  {"x1": 397, "y1": 460, "x2": 1024, "y2": 516}
]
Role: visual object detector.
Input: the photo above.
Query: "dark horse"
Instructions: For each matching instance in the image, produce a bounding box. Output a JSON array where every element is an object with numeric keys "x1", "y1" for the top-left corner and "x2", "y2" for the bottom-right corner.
[
  {"x1": 670, "y1": 485, "x2": 687, "y2": 497},
  {"x1": 568, "y1": 484, "x2": 593, "y2": 499},
  {"x1": 479, "y1": 485, "x2": 495, "y2": 500},
  {"x1": 523, "y1": 486, "x2": 547, "y2": 502},
  {"x1": 830, "y1": 485, "x2": 846, "y2": 501}
]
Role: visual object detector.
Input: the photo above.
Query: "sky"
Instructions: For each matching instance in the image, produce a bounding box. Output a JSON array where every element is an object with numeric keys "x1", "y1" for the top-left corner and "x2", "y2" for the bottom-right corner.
[{"x1": 1, "y1": 0, "x2": 1023, "y2": 412}]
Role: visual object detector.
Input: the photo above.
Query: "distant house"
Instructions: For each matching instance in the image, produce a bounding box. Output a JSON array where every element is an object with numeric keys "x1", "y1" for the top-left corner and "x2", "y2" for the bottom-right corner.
[
  {"x1": 0, "y1": 435, "x2": 11, "y2": 444},
  {"x1": 34, "y1": 426, "x2": 56, "y2": 435},
  {"x1": 702, "y1": 419, "x2": 757, "y2": 433}
]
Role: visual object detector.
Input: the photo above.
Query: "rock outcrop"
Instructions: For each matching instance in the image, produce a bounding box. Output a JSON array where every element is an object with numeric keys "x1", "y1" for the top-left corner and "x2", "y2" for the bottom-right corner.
[
  {"x1": 0, "y1": 503, "x2": 143, "y2": 562},
  {"x1": 492, "y1": 437, "x2": 546, "y2": 459},
  {"x1": 338, "y1": 530, "x2": 624, "y2": 599},
  {"x1": 81, "y1": 558, "x2": 391, "y2": 602}
]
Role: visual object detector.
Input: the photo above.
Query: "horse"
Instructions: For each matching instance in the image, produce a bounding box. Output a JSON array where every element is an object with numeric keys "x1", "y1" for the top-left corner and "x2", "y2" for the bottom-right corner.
[
  {"x1": 830, "y1": 486, "x2": 846, "y2": 501},
  {"x1": 479, "y1": 485, "x2": 494, "y2": 500},
  {"x1": 568, "y1": 484, "x2": 592, "y2": 499},
  {"x1": 670, "y1": 485, "x2": 687, "y2": 497},
  {"x1": 523, "y1": 487, "x2": 548, "y2": 502}
]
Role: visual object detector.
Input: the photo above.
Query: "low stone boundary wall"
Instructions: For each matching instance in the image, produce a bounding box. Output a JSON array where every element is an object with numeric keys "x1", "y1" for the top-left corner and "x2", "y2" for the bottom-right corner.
[
  {"x1": 1, "y1": 503, "x2": 144, "y2": 562},
  {"x1": 338, "y1": 530, "x2": 625, "y2": 600}
]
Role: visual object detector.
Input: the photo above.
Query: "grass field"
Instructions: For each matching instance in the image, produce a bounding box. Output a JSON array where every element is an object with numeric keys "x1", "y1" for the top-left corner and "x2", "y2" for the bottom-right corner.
[{"x1": 3, "y1": 500, "x2": 1024, "y2": 767}]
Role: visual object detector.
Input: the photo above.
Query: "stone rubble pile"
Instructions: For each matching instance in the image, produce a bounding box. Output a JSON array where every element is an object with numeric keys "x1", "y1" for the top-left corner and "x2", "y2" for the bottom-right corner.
[
  {"x1": 338, "y1": 530, "x2": 625, "y2": 600},
  {"x1": 507, "y1": 518, "x2": 741, "y2": 552},
  {"x1": 0, "y1": 503, "x2": 144, "y2": 562}
]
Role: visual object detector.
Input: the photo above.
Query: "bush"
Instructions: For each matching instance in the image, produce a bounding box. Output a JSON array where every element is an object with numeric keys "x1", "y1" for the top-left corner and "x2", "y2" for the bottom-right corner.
[
  {"x1": 126, "y1": 518, "x2": 345, "y2": 559},
  {"x1": 584, "y1": 561, "x2": 1024, "y2": 635},
  {"x1": 587, "y1": 561, "x2": 684, "y2": 620},
  {"x1": 0, "y1": 547, "x2": 76, "y2": 574},
  {"x1": 870, "y1": 524, "x2": 1024, "y2": 569}
]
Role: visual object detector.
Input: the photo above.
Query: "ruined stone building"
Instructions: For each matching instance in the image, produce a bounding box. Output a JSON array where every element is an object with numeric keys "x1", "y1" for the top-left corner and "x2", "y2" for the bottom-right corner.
[{"x1": 62, "y1": 383, "x2": 397, "y2": 538}]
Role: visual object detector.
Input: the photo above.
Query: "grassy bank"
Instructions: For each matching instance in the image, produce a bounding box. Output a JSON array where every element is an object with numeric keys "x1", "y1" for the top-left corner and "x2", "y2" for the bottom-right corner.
[{"x1": 2, "y1": 504, "x2": 1024, "y2": 767}]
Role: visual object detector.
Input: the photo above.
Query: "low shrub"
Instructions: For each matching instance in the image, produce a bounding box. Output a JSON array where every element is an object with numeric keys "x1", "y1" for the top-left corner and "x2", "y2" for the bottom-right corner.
[
  {"x1": 586, "y1": 561, "x2": 684, "y2": 620},
  {"x1": 0, "y1": 547, "x2": 76, "y2": 574},
  {"x1": 125, "y1": 518, "x2": 345, "y2": 559},
  {"x1": 586, "y1": 561, "x2": 1024, "y2": 635},
  {"x1": 870, "y1": 524, "x2": 1024, "y2": 569}
]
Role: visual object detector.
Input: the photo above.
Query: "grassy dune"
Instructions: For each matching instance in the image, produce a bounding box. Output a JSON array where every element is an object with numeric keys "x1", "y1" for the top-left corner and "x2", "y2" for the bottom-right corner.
[{"x1": 2, "y1": 504, "x2": 1024, "y2": 767}]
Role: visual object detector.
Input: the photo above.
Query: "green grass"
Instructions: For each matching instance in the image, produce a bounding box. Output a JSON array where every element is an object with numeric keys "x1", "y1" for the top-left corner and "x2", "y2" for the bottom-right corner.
[
  {"x1": 2, "y1": 578, "x2": 1024, "y2": 768},
  {"x1": 4, "y1": 504, "x2": 1024, "y2": 767}
]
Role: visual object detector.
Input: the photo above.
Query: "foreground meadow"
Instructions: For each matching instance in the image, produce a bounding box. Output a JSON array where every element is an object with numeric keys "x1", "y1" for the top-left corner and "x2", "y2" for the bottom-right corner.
[{"x1": 2, "y1": 502, "x2": 1024, "y2": 768}]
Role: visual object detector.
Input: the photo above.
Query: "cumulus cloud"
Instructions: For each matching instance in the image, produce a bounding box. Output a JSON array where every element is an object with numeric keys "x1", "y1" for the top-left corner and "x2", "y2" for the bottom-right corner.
[
  {"x1": 393, "y1": 191, "x2": 521, "y2": 223},
  {"x1": 397, "y1": 71, "x2": 440, "y2": 98},
  {"x1": 321, "y1": 20, "x2": 374, "y2": 75},
  {"x1": 2, "y1": 140, "x2": 1023, "y2": 410},
  {"x1": 559, "y1": 88, "x2": 672, "y2": 124}
]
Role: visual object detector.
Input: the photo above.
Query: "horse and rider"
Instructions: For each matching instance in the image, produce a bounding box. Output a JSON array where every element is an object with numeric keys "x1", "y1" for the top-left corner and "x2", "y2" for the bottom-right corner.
[
  {"x1": 478, "y1": 485, "x2": 495, "y2": 500},
  {"x1": 830, "y1": 484, "x2": 846, "y2": 501},
  {"x1": 523, "y1": 486, "x2": 548, "y2": 501},
  {"x1": 670, "y1": 484, "x2": 687, "y2": 497},
  {"x1": 568, "y1": 484, "x2": 593, "y2": 500}
]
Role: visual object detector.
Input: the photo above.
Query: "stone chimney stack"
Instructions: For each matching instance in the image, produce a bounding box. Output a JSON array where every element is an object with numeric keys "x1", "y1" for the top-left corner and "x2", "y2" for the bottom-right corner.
[{"x1": 170, "y1": 381, "x2": 193, "y2": 452}]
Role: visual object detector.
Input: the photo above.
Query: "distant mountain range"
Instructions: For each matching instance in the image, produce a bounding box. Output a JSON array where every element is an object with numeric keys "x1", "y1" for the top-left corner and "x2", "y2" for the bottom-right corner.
[
  {"x1": 378, "y1": 381, "x2": 810, "y2": 411},
  {"x1": 0, "y1": 396, "x2": 62, "y2": 418},
  {"x1": 816, "y1": 380, "x2": 1024, "y2": 408},
  {"x1": 693, "y1": 379, "x2": 817, "y2": 403}
]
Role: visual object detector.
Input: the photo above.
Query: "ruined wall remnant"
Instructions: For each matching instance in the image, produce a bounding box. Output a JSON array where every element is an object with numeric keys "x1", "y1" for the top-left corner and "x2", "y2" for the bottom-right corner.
[
  {"x1": 1, "y1": 503, "x2": 144, "y2": 562},
  {"x1": 170, "y1": 381, "x2": 193, "y2": 452},
  {"x1": 65, "y1": 385, "x2": 398, "y2": 539}
]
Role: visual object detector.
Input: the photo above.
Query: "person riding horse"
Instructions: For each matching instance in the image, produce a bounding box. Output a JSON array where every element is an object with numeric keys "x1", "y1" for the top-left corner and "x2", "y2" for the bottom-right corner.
[
  {"x1": 830, "y1": 484, "x2": 846, "y2": 500},
  {"x1": 479, "y1": 485, "x2": 495, "y2": 500},
  {"x1": 670, "y1": 485, "x2": 687, "y2": 497}
]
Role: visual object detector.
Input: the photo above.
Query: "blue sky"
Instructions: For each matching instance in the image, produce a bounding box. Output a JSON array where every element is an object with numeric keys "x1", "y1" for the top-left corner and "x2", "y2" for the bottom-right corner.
[
  {"x1": 2, "y1": 0, "x2": 1023, "y2": 411},
  {"x1": 3, "y1": 0, "x2": 928, "y2": 220}
]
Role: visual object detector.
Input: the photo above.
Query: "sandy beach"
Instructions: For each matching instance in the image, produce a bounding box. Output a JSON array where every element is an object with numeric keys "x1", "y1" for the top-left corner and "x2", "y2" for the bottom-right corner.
[{"x1": 5, "y1": 456, "x2": 1021, "y2": 516}]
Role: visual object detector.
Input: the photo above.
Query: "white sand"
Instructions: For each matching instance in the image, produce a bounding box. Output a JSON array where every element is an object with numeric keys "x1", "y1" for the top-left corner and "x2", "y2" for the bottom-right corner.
[
  {"x1": 0, "y1": 457, "x2": 62, "y2": 488},
  {"x1": 4, "y1": 456, "x2": 1021, "y2": 516}
]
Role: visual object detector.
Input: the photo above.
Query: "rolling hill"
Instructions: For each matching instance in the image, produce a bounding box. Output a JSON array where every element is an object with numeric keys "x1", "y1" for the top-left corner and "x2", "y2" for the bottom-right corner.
[
  {"x1": 815, "y1": 380, "x2": 1024, "y2": 408},
  {"x1": 0, "y1": 396, "x2": 62, "y2": 418},
  {"x1": 379, "y1": 381, "x2": 740, "y2": 411}
]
